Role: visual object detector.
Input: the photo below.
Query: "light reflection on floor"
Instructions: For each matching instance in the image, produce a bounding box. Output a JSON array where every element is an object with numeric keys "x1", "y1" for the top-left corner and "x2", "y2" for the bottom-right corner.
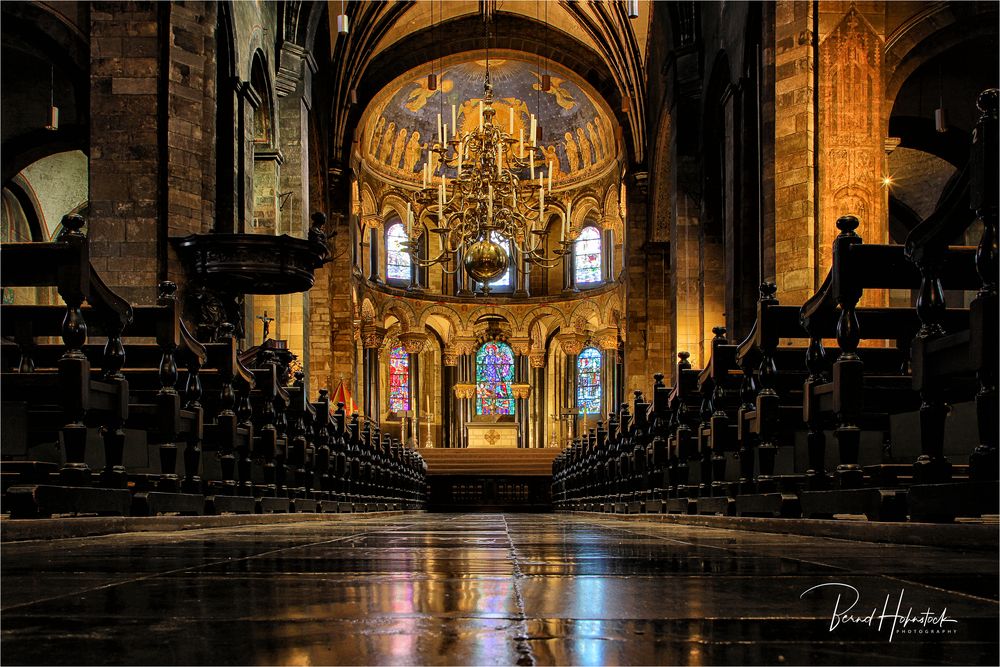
[{"x1": 1, "y1": 513, "x2": 997, "y2": 666}]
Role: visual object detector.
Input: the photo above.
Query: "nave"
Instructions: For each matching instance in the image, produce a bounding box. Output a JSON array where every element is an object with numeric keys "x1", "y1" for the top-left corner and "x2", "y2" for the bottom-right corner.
[{"x1": 2, "y1": 513, "x2": 997, "y2": 666}]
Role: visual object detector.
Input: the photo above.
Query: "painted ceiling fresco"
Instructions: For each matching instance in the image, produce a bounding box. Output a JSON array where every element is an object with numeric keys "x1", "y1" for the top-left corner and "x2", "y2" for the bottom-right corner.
[{"x1": 363, "y1": 52, "x2": 618, "y2": 184}]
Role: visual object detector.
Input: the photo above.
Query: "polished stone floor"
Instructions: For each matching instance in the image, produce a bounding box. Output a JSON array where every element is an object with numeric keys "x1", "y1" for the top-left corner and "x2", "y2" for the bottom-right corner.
[{"x1": 2, "y1": 513, "x2": 997, "y2": 666}]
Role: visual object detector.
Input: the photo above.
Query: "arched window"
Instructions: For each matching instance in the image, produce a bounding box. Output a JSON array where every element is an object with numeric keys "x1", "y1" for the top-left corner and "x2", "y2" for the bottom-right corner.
[
  {"x1": 574, "y1": 225, "x2": 602, "y2": 285},
  {"x1": 576, "y1": 346, "x2": 602, "y2": 415},
  {"x1": 388, "y1": 345, "x2": 409, "y2": 412},
  {"x1": 386, "y1": 222, "x2": 410, "y2": 283},
  {"x1": 475, "y1": 341, "x2": 515, "y2": 415}
]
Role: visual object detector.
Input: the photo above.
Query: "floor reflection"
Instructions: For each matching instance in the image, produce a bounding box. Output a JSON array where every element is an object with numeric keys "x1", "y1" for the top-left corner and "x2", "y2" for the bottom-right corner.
[{"x1": 1, "y1": 514, "x2": 996, "y2": 666}]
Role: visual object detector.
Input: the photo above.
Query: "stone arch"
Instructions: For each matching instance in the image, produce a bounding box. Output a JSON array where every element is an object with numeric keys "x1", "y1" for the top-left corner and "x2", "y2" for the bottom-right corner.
[
  {"x1": 467, "y1": 304, "x2": 517, "y2": 333},
  {"x1": 569, "y1": 299, "x2": 603, "y2": 331},
  {"x1": 243, "y1": 26, "x2": 267, "y2": 82},
  {"x1": 522, "y1": 307, "x2": 570, "y2": 346},
  {"x1": 381, "y1": 301, "x2": 416, "y2": 331},
  {"x1": 518, "y1": 304, "x2": 571, "y2": 334},
  {"x1": 416, "y1": 304, "x2": 464, "y2": 334},
  {"x1": 360, "y1": 297, "x2": 377, "y2": 323},
  {"x1": 569, "y1": 194, "x2": 602, "y2": 234},
  {"x1": 883, "y1": 5, "x2": 996, "y2": 119},
  {"x1": 248, "y1": 49, "x2": 276, "y2": 148},
  {"x1": 602, "y1": 184, "x2": 625, "y2": 234},
  {"x1": 379, "y1": 192, "x2": 409, "y2": 225}
]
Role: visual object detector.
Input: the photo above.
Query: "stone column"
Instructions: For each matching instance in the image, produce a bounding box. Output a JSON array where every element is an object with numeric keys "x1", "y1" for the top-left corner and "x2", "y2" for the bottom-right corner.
[
  {"x1": 558, "y1": 333, "x2": 584, "y2": 441},
  {"x1": 529, "y1": 353, "x2": 546, "y2": 448},
  {"x1": 442, "y1": 348, "x2": 459, "y2": 448},
  {"x1": 603, "y1": 228, "x2": 615, "y2": 282},
  {"x1": 237, "y1": 83, "x2": 261, "y2": 233},
  {"x1": 563, "y1": 243, "x2": 579, "y2": 294},
  {"x1": 361, "y1": 325, "x2": 386, "y2": 422},
  {"x1": 455, "y1": 247, "x2": 472, "y2": 296},
  {"x1": 407, "y1": 232, "x2": 426, "y2": 292},
  {"x1": 510, "y1": 337, "x2": 531, "y2": 447},
  {"x1": 512, "y1": 246, "x2": 528, "y2": 298},
  {"x1": 368, "y1": 226, "x2": 381, "y2": 283},
  {"x1": 399, "y1": 331, "x2": 427, "y2": 447},
  {"x1": 598, "y1": 332, "x2": 619, "y2": 418}
]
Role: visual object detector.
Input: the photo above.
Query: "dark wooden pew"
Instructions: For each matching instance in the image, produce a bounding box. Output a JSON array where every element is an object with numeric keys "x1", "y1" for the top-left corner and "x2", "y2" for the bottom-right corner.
[{"x1": 1, "y1": 215, "x2": 133, "y2": 517}]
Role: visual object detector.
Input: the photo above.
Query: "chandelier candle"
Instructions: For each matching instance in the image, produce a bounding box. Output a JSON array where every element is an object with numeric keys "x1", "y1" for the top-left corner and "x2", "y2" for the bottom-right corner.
[{"x1": 404, "y1": 61, "x2": 572, "y2": 294}]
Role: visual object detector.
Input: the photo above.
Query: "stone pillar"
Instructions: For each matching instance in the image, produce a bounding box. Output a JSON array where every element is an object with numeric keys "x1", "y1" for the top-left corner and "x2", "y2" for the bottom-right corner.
[
  {"x1": 361, "y1": 325, "x2": 386, "y2": 422},
  {"x1": 399, "y1": 331, "x2": 427, "y2": 447},
  {"x1": 817, "y1": 4, "x2": 887, "y2": 306},
  {"x1": 442, "y1": 349, "x2": 459, "y2": 448},
  {"x1": 512, "y1": 246, "x2": 528, "y2": 298},
  {"x1": 89, "y1": 1, "x2": 218, "y2": 305},
  {"x1": 563, "y1": 244, "x2": 579, "y2": 294},
  {"x1": 558, "y1": 333, "x2": 584, "y2": 441},
  {"x1": 598, "y1": 330, "x2": 620, "y2": 418},
  {"x1": 455, "y1": 246, "x2": 472, "y2": 296},
  {"x1": 237, "y1": 83, "x2": 260, "y2": 233},
  {"x1": 368, "y1": 226, "x2": 381, "y2": 283},
  {"x1": 530, "y1": 353, "x2": 546, "y2": 448},
  {"x1": 773, "y1": 0, "x2": 816, "y2": 305},
  {"x1": 603, "y1": 228, "x2": 615, "y2": 282},
  {"x1": 510, "y1": 337, "x2": 531, "y2": 447}
]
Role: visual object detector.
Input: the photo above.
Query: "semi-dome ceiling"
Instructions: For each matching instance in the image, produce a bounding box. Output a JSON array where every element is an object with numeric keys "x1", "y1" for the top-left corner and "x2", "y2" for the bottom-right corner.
[{"x1": 360, "y1": 51, "x2": 619, "y2": 186}]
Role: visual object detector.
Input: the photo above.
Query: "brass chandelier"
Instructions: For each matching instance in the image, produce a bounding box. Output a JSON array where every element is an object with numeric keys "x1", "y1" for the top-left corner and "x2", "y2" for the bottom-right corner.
[{"x1": 402, "y1": 62, "x2": 573, "y2": 295}]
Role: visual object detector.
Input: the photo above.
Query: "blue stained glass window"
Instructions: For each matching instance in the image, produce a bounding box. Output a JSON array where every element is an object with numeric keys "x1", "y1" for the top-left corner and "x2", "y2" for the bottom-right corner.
[
  {"x1": 577, "y1": 347, "x2": 602, "y2": 415},
  {"x1": 475, "y1": 341, "x2": 515, "y2": 415},
  {"x1": 574, "y1": 226, "x2": 602, "y2": 285},
  {"x1": 386, "y1": 222, "x2": 411, "y2": 282},
  {"x1": 388, "y1": 345, "x2": 409, "y2": 412}
]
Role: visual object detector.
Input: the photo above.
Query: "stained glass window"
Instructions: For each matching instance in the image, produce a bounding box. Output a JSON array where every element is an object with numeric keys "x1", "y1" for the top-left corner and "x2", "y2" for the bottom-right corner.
[
  {"x1": 388, "y1": 345, "x2": 409, "y2": 412},
  {"x1": 574, "y1": 225, "x2": 602, "y2": 285},
  {"x1": 577, "y1": 347, "x2": 602, "y2": 415},
  {"x1": 475, "y1": 341, "x2": 515, "y2": 415},
  {"x1": 386, "y1": 222, "x2": 411, "y2": 282}
]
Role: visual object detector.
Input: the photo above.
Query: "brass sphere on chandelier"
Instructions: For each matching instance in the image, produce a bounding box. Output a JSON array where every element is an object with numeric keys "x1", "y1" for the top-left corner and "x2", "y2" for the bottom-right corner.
[{"x1": 464, "y1": 238, "x2": 509, "y2": 284}]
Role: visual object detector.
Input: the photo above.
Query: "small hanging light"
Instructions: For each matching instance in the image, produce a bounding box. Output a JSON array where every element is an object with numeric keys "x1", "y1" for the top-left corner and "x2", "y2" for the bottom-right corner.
[
  {"x1": 627, "y1": 0, "x2": 640, "y2": 20},
  {"x1": 45, "y1": 64, "x2": 59, "y2": 131},
  {"x1": 934, "y1": 63, "x2": 947, "y2": 133},
  {"x1": 337, "y1": 0, "x2": 349, "y2": 35},
  {"x1": 541, "y1": 74, "x2": 551, "y2": 92},
  {"x1": 427, "y1": 73, "x2": 437, "y2": 91}
]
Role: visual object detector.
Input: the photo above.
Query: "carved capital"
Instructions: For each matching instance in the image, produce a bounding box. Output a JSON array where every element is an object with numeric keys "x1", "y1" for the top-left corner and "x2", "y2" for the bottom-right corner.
[
  {"x1": 511, "y1": 383, "x2": 532, "y2": 399},
  {"x1": 442, "y1": 351, "x2": 459, "y2": 366},
  {"x1": 453, "y1": 383, "x2": 477, "y2": 400},
  {"x1": 595, "y1": 327, "x2": 620, "y2": 351},
  {"x1": 361, "y1": 325, "x2": 387, "y2": 349},
  {"x1": 453, "y1": 336, "x2": 477, "y2": 356},
  {"x1": 398, "y1": 331, "x2": 428, "y2": 354},
  {"x1": 557, "y1": 332, "x2": 585, "y2": 356},
  {"x1": 528, "y1": 353, "x2": 546, "y2": 369},
  {"x1": 509, "y1": 336, "x2": 532, "y2": 356}
]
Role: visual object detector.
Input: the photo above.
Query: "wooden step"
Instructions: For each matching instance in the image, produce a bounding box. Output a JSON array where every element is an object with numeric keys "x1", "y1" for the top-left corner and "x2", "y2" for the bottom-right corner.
[{"x1": 418, "y1": 448, "x2": 560, "y2": 477}]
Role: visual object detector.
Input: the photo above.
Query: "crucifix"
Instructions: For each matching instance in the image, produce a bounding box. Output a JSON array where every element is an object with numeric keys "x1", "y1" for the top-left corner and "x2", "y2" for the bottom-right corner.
[{"x1": 257, "y1": 310, "x2": 275, "y2": 340}]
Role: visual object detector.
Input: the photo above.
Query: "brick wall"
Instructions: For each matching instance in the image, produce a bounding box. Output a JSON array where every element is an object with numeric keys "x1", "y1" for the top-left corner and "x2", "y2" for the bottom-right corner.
[{"x1": 89, "y1": 1, "x2": 160, "y2": 305}]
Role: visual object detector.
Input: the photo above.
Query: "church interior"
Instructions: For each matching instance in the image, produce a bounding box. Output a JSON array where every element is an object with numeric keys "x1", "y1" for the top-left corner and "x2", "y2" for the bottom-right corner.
[{"x1": 1, "y1": 1, "x2": 998, "y2": 664}]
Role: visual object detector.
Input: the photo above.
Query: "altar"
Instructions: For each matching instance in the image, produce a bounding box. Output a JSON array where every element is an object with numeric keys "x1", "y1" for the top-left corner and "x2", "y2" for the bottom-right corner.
[{"x1": 466, "y1": 422, "x2": 519, "y2": 448}]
